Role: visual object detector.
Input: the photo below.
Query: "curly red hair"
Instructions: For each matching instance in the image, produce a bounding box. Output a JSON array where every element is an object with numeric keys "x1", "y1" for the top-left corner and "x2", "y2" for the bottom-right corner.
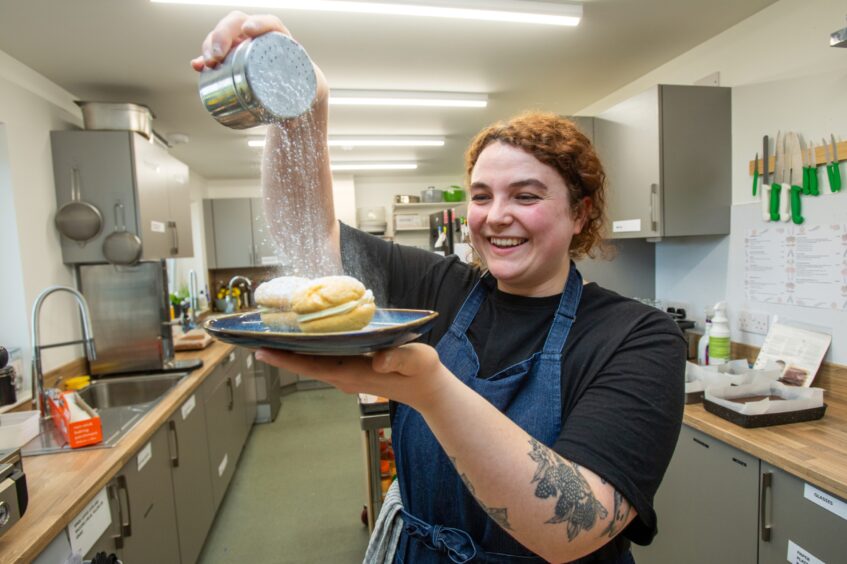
[{"x1": 464, "y1": 111, "x2": 608, "y2": 262}]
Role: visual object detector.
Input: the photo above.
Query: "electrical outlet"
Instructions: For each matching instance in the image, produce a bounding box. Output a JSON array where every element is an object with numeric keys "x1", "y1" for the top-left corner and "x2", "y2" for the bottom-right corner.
[{"x1": 738, "y1": 310, "x2": 769, "y2": 335}]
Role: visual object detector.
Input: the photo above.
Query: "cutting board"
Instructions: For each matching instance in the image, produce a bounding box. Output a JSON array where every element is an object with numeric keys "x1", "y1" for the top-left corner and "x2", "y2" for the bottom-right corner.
[{"x1": 174, "y1": 329, "x2": 214, "y2": 351}]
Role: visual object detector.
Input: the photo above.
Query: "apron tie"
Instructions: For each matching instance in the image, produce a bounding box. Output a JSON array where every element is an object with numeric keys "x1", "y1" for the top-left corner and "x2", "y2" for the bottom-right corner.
[{"x1": 401, "y1": 509, "x2": 478, "y2": 563}]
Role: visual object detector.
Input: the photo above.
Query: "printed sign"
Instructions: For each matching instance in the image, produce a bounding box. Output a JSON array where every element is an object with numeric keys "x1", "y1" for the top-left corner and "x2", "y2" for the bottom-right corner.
[
  {"x1": 235, "y1": 373, "x2": 242, "y2": 388},
  {"x1": 218, "y1": 453, "x2": 228, "y2": 477},
  {"x1": 804, "y1": 483, "x2": 847, "y2": 521},
  {"x1": 137, "y1": 441, "x2": 153, "y2": 472},
  {"x1": 181, "y1": 394, "x2": 196, "y2": 421},
  {"x1": 260, "y1": 256, "x2": 280, "y2": 265},
  {"x1": 150, "y1": 220, "x2": 166, "y2": 233},
  {"x1": 787, "y1": 540, "x2": 824, "y2": 564},
  {"x1": 68, "y1": 488, "x2": 111, "y2": 556},
  {"x1": 612, "y1": 219, "x2": 641, "y2": 233}
]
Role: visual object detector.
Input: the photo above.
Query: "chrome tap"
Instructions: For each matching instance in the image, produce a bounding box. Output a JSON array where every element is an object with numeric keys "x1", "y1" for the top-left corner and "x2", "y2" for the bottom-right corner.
[
  {"x1": 188, "y1": 269, "x2": 199, "y2": 328},
  {"x1": 227, "y1": 275, "x2": 254, "y2": 309},
  {"x1": 30, "y1": 286, "x2": 96, "y2": 417}
]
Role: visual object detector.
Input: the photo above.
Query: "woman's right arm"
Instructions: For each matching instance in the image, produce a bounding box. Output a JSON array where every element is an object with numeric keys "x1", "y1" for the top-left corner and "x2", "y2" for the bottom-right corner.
[{"x1": 192, "y1": 12, "x2": 341, "y2": 273}]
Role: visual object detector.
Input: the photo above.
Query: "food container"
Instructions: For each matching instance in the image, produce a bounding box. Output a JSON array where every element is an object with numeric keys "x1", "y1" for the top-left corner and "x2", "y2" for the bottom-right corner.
[
  {"x1": 444, "y1": 187, "x2": 465, "y2": 202},
  {"x1": 394, "y1": 195, "x2": 421, "y2": 204},
  {"x1": 75, "y1": 101, "x2": 154, "y2": 138},
  {"x1": 703, "y1": 381, "x2": 826, "y2": 428},
  {"x1": 395, "y1": 214, "x2": 423, "y2": 229},
  {"x1": 198, "y1": 32, "x2": 317, "y2": 129},
  {"x1": 0, "y1": 411, "x2": 40, "y2": 450},
  {"x1": 421, "y1": 187, "x2": 443, "y2": 202}
]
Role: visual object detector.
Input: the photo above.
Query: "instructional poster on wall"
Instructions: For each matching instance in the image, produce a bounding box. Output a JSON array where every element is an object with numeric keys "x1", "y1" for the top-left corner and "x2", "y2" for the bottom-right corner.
[{"x1": 744, "y1": 224, "x2": 847, "y2": 310}]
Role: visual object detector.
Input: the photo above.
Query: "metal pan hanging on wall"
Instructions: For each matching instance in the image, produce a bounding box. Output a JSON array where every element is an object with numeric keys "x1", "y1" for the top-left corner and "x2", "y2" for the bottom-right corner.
[
  {"x1": 102, "y1": 202, "x2": 142, "y2": 266},
  {"x1": 54, "y1": 167, "x2": 102, "y2": 244}
]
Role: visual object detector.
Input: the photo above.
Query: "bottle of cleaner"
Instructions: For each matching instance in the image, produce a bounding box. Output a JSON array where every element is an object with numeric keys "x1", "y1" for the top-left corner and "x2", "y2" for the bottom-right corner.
[
  {"x1": 697, "y1": 308, "x2": 712, "y2": 365},
  {"x1": 709, "y1": 302, "x2": 731, "y2": 365}
]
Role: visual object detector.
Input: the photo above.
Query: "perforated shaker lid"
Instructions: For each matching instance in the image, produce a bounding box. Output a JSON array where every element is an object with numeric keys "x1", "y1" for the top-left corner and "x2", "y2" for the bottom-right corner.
[{"x1": 245, "y1": 33, "x2": 317, "y2": 121}]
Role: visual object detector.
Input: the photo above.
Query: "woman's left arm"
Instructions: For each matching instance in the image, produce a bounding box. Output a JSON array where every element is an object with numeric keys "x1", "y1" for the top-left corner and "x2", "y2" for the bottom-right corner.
[{"x1": 256, "y1": 344, "x2": 635, "y2": 563}]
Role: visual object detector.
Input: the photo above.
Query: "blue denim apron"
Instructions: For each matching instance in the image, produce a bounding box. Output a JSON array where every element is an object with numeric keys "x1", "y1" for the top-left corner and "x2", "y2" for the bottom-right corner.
[{"x1": 392, "y1": 263, "x2": 631, "y2": 563}]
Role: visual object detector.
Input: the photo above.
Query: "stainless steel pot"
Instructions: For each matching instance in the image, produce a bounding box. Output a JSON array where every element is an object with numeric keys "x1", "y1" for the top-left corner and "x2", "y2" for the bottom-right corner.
[
  {"x1": 198, "y1": 32, "x2": 317, "y2": 129},
  {"x1": 421, "y1": 187, "x2": 444, "y2": 202},
  {"x1": 102, "y1": 202, "x2": 142, "y2": 266},
  {"x1": 394, "y1": 194, "x2": 421, "y2": 204},
  {"x1": 75, "y1": 101, "x2": 154, "y2": 138},
  {"x1": 54, "y1": 167, "x2": 103, "y2": 244}
]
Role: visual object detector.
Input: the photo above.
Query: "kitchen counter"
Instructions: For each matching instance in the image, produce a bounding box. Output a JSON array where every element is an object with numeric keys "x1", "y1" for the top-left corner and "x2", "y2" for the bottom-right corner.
[{"x1": 0, "y1": 341, "x2": 235, "y2": 564}]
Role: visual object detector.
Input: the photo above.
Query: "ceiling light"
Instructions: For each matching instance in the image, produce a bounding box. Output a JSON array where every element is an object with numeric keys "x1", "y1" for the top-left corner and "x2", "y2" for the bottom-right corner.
[
  {"x1": 329, "y1": 90, "x2": 487, "y2": 108},
  {"x1": 330, "y1": 162, "x2": 418, "y2": 171},
  {"x1": 249, "y1": 136, "x2": 445, "y2": 148},
  {"x1": 151, "y1": 1, "x2": 582, "y2": 27}
]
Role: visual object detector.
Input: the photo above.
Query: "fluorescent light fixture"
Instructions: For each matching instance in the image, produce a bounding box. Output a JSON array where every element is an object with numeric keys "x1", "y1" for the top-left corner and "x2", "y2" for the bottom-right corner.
[
  {"x1": 249, "y1": 136, "x2": 445, "y2": 148},
  {"x1": 329, "y1": 90, "x2": 487, "y2": 108},
  {"x1": 151, "y1": 1, "x2": 582, "y2": 27},
  {"x1": 330, "y1": 162, "x2": 418, "y2": 171}
]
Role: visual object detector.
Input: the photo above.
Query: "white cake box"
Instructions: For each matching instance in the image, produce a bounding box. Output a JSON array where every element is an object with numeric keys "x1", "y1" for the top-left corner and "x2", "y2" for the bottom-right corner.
[{"x1": 0, "y1": 410, "x2": 40, "y2": 450}]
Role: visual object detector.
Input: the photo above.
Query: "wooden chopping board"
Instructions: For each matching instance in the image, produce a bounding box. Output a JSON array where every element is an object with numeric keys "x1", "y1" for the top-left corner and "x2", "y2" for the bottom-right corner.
[{"x1": 174, "y1": 329, "x2": 214, "y2": 351}]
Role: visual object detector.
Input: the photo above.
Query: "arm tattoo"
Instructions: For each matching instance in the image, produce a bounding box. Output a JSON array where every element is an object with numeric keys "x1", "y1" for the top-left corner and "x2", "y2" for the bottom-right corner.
[
  {"x1": 449, "y1": 456, "x2": 514, "y2": 531},
  {"x1": 528, "y1": 439, "x2": 608, "y2": 541},
  {"x1": 599, "y1": 491, "x2": 633, "y2": 538}
]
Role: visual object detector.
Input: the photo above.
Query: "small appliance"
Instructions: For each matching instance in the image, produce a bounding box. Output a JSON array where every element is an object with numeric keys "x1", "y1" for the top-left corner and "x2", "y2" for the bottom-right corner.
[{"x1": 0, "y1": 447, "x2": 27, "y2": 538}]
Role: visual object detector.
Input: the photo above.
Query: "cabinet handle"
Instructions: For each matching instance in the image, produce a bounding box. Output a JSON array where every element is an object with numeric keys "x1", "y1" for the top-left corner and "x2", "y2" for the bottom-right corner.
[
  {"x1": 760, "y1": 471, "x2": 772, "y2": 542},
  {"x1": 117, "y1": 475, "x2": 132, "y2": 538},
  {"x1": 109, "y1": 483, "x2": 124, "y2": 550},
  {"x1": 168, "y1": 220, "x2": 178, "y2": 255},
  {"x1": 649, "y1": 183, "x2": 659, "y2": 232},
  {"x1": 692, "y1": 437, "x2": 710, "y2": 449},
  {"x1": 226, "y1": 377, "x2": 234, "y2": 410},
  {"x1": 169, "y1": 419, "x2": 180, "y2": 468}
]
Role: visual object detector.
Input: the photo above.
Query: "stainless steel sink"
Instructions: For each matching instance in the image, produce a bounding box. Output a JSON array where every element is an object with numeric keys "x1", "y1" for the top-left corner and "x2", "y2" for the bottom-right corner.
[
  {"x1": 21, "y1": 373, "x2": 188, "y2": 456},
  {"x1": 78, "y1": 373, "x2": 185, "y2": 410}
]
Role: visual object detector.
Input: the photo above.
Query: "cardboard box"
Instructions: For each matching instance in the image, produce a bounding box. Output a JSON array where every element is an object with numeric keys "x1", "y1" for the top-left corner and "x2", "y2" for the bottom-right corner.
[{"x1": 47, "y1": 391, "x2": 102, "y2": 448}]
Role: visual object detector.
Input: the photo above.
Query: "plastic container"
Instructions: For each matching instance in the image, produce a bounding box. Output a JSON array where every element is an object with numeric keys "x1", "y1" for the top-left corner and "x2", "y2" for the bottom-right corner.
[
  {"x1": 709, "y1": 301, "x2": 730, "y2": 365},
  {"x1": 421, "y1": 187, "x2": 443, "y2": 202},
  {"x1": 0, "y1": 411, "x2": 40, "y2": 450},
  {"x1": 697, "y1": 309, "x2": 712, "y2": 365}
]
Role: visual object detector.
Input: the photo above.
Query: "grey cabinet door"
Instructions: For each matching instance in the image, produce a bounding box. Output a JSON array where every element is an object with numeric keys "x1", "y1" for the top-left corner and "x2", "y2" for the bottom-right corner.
[
  {"x1": 204, "y1": 360, "x2": 238, "y2": 510},
  {"x1": 594, "y1": 86, "x2": 662, "y2": 239},
  {"x1": 243, "y1": 350, "x2": 259, "y2": 429},
  {"x1": 632, "y1": 426, "x2": 759, "y2": 564},
  {"x1": 203, "y1": 199, "x2": 218, "y2": 269},
  {"x1": 251, "y1": 197, "x2": 282, "y2": 267},
  {"x1": 82, "y1": 484, "x2": 123, "y2": 561},
  {"x1": 211, "y1": 198, "x2": 254, "y2": 268},
  {"x1": 116, "y1": 425, "x2": 181, "y2": 563},
  {"x1": 758, "y1": 462, "x2": 847, "y2": 564},
  {"x1": 134, "y1": 134, "x2": 174, "y2": 259},
  {"x1": 164, "y1": 155, "x2": 194, "y2": 258},
  {"x1": 228, "y1": 349, "x2": 250, "y2": 451},
  {"x1": 169, "y1": 391, "x2": 215, "y2": 564}
]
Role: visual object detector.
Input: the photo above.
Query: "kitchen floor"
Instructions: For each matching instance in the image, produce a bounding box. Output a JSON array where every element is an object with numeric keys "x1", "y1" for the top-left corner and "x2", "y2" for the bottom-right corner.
[{"x1": 198, "y1": 387, "x2": 370, "y2": 563}]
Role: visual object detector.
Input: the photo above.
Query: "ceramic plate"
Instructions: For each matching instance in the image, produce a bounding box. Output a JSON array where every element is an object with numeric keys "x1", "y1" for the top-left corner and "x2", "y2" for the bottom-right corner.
[{"x1": 203, "y1": 308, "x2": 439, "y2": 355}]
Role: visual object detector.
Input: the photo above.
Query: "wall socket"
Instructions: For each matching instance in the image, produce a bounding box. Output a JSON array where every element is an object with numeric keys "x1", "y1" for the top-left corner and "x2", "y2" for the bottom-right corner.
[{"x1": 738, "y1": 310, "x2": 769, "y2": 335}]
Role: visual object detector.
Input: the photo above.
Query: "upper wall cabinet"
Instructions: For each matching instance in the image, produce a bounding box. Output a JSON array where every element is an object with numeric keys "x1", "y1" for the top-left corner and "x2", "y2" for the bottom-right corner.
[
  {"x1": 203, "y1": 197, "x2": 282, "y2": 269},
  {"x1": 593, "y1": 85, "x2": 731, "y2": 239},
  {"x1": 51, "y1": 130, "x2": 193, "y2": 263}
]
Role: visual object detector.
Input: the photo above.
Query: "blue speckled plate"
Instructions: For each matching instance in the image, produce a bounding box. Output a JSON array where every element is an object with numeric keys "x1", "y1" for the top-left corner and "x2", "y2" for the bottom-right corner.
[{"x1": 203, "y1": 308, "x2": 439, "y2": 355}]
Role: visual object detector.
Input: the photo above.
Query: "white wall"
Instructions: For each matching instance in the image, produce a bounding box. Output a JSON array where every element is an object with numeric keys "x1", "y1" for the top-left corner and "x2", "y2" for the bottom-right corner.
[
  {"x1": 0, "y1": 50, "x2": 83, "y2": 399},
  {"x1": 580, "y1": 0, "x2": 847, "y2": 364}
]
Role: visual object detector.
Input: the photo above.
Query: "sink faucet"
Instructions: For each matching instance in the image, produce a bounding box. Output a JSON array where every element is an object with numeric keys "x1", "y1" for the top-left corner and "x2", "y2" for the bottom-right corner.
[
  {"x1": 227, "y1": 275, "x2": 254, "y2": 309},
  {"x1": 30, "y1": 286, "x2": 96, "y2": 417},
  {"x1": 188, "y1": 269, "x2": 199, "y2": 328}
]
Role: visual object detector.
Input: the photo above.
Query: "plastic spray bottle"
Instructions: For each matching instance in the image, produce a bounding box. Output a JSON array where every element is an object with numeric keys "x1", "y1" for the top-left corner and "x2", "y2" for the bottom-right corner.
[
  {"x1": 709, "y1": 302, "x2": 731, "y2": 365},
  {"x1": 697, "y1": 307, "x2": 712, "y2": 365}
]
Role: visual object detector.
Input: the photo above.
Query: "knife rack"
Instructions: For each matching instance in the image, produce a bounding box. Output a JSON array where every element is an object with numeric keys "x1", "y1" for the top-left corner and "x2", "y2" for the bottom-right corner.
[{"x1": 749, "y1": 139, "x2": 847, "y2": 175}]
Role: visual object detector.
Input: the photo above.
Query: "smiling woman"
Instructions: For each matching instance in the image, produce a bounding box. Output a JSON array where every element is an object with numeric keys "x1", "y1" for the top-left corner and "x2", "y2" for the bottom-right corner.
[{"x1": 196, "y1": 11, "x2": 685, "y2": 564}]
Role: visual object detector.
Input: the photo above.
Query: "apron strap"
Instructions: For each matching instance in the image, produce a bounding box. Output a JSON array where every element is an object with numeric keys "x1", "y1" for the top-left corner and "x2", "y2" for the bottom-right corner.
[
  {"x1": 542, "y1": 262, "x2": 583, "y2": 355},
  {"x1": 400, "y1": 509, "x2": 478, "y2": 564}
]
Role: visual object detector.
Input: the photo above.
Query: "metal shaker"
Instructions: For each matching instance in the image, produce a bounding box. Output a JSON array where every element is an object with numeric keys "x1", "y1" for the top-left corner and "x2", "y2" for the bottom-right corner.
[{"x1": 198, "y1": 32, "x2": 317, "y2": 129}]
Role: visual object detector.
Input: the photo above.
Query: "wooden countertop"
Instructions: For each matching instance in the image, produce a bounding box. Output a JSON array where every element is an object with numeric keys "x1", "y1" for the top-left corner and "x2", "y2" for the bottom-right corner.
[{"x1": 0, "y1": 341, "x2": 234, "y2": 564}]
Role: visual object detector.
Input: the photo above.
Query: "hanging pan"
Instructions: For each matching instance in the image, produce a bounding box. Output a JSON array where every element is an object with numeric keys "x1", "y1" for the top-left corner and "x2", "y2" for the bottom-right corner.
[
  {"x1": 54, "y1": 167, "x2": 102, "y2": 245},
  {"x1": 102, "y1": 202, "x2": 142, "y2": 266}
]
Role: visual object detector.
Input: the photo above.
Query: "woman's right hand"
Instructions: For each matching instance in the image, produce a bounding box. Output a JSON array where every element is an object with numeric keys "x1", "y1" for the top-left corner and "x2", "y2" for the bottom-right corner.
[{"x1": 190, "y1": 11, "x2": 328, "y2": 103}]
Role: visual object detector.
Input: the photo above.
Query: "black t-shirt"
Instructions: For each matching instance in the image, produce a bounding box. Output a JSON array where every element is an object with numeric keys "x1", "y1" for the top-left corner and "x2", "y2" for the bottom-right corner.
[{"x1": 340, "y1": 223, "x2": 686, "y2": 561}]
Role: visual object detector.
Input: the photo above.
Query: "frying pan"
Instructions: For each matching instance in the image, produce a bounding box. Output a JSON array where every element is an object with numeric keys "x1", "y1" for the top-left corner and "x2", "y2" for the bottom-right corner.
[
  {"x1": 54, "y1": 167, "x2": 102, "y2": 244},
  {"x1": 102, "y1": 202, "x2": 142, "y2": 265}
]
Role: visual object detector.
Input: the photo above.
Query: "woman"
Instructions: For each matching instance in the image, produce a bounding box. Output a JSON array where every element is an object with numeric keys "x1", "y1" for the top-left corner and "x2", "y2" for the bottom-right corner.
[{"x1": 194, "y1": 13, "x2": 685, "y2": 563}]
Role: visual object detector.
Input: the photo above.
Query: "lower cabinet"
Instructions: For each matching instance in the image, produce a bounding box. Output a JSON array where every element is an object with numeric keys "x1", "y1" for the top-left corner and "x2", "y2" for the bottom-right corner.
[
  {"x1": 112, "y1": 424, "x2": 181, "y2": 563},
  {"x1": 633, "y1": 425, "x2": 847, "y2": 564},
  {"x1": 169, "y1": 390, "x2": 215, "y2": 564}
]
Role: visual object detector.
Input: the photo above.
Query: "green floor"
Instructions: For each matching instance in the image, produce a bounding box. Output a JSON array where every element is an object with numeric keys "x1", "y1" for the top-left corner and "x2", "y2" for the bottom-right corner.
[{"x1": 198, "y1": 388, "x2": 370, "y2": 564}]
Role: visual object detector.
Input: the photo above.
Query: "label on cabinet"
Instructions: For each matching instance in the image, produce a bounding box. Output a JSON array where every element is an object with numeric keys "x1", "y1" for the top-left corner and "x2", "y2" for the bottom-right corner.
[
  {"x1": 235, "y1": 372, "x2": 242, "y2": 388},
  {"x1": 150, "y1": 220, "x2": 166, "y2": 233},
  {"x1": 803, "y1": 483, "x2": 847, "y2": 521},
  {"x1": 218, "y1": 453, "x2": 229, "y2": 477},
  {"x1": 612, "y1": 219, "x2": 641, "y2": 233},
  {"x1": 137, "y1": 441, "x2": 153, "y2": 472},
  {"x1": 787, "y1": 540, "x2": 824, "y2": 564},
  {"x1": 246, "y1": 354, "x2": 253, "y2": 369},
  {"x1": 68, "y1": 488, "x2": 111, "y2": 556},
  {"x1": 260, "y1": 256, "x2": 280, "y2": 265},
  {"x1": 181, "y1": 394, "x2": 196, "y2": 420}
]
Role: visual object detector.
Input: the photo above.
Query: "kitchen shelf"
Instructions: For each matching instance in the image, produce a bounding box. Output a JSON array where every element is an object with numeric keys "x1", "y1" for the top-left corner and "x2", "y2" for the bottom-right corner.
[
  {"x1": 393, "y1": 202, "x2": 464, "y2": 210},
  {"x1": 394, "y1": 227, "x2": 429, "y2": 232},
  {"x1": 748, "y1": 139, "x2": 846, "y2": 175}
]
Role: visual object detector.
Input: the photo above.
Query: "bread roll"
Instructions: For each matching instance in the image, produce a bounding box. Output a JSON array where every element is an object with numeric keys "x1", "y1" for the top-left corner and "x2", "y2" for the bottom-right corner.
[
  {"x1": 255, "y1": 276, "x2": 310, "y2": 330},
  {"x1": 292, "y1": 275, "x2": 376, "y2": 332}
]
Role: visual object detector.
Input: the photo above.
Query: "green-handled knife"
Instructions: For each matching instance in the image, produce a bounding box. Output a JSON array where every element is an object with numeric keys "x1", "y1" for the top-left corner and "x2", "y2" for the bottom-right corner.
[
  {"x1": 752, "y1": 152, "x2": 759, "y2": 196},
  {"x1": 829, "y1": 134, "x2": 842, "y2": 192},
  {"x1": 808, "y1": 140, "x2": 820, "y2": 196}
]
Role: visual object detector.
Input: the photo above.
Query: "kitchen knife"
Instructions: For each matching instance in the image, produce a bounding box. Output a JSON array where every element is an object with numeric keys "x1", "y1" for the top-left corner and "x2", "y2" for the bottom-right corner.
[
  {"x1": 799, "y1": 137, "x2": 811, "y2": 195},
  {"x1": 752, "y1": 153, "x2": 759, "y2": 196},
  {"x1": 829, "y1": 134, "x2": 842, "y2": 192},
  {"x1": 763, "y1": 135, "x2": 770, "y2": 186},
  {"x1": 766, "y1": 131, "x2": 781, "y2": 221},
  {"x1": 787, "y1": 133, "x2": 804, "y2": 224},
  {"x1": 807, "y1": 140, "x2": 820, "y2": 196},
  {"x1": 779, "y1": 133, "x2": 792, "y2": 222}
]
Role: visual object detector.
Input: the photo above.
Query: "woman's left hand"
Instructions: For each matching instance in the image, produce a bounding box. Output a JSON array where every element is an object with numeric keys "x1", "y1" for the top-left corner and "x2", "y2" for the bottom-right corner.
[{"x1": 255, "y1": 344, "x2": 455, "y2": 412}]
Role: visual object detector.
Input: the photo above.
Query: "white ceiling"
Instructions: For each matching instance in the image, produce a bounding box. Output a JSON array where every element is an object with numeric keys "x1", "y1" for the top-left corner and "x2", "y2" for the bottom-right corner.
[{"x1": 0, "y1": 0, "x2": 778, "y2": 180}]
